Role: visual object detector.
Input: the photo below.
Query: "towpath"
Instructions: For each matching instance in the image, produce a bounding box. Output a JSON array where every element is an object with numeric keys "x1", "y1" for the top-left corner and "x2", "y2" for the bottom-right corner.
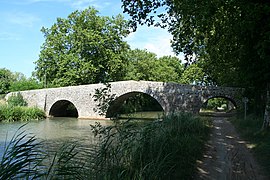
[{"x1": 196, "y1": 115, "x2": 267, "y2": 180}]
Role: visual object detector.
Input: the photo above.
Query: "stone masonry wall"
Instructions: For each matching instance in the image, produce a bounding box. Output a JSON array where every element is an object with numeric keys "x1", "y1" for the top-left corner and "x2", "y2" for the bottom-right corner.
[{"x1": 6, "y1": 80, "x2": 243, "y2": 119}]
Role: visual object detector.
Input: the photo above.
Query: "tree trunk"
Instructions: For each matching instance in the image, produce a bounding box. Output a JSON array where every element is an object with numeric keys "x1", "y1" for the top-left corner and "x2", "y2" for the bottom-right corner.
[{"x1": 262, "y1": 83, "x2": 270, "y2": 130}]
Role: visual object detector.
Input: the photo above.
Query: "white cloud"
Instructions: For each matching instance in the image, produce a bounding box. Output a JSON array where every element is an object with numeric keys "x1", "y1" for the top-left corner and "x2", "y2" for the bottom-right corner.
[
  {"x1": 71, "y1": 0, "x2": 97, "y2": 10},
  {"x1": 125, "y1": 26, "x2": 176, "y2": 57},
  {"x1": 71, "y1": 0, "x2": 112, "y2": 10},
  {"x1": 4, "y1": 11, "x2": 40, "y2": 27}
]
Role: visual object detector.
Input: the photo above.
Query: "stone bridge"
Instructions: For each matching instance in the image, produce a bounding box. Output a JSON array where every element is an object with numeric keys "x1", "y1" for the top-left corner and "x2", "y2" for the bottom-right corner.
[{"x1": 7, "y1": 80, "x2": 243, "y2": 119}]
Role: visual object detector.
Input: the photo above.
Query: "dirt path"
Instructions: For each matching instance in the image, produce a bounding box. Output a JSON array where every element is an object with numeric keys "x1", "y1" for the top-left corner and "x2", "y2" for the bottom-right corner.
[{"x1": 196, "y1": 115, "x2": 267, "y2": 180}]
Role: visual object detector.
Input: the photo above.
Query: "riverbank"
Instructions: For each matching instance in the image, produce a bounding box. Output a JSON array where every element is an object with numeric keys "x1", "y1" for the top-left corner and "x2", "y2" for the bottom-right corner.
[
  {"x1": 0, "y1": 93, "x2": 45, "y2": 122},
  {"x1": 0, "y1": 105, "x2": 46, "y2": 122},
  {"x1": 0, "y1": 113, "x2": 211, "y2": 179}
]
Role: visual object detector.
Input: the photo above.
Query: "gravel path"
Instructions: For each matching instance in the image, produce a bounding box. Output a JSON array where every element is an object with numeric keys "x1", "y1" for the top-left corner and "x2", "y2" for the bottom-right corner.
[{"x1": 196, "y1": 115, "x2": 267, "y2": 180}]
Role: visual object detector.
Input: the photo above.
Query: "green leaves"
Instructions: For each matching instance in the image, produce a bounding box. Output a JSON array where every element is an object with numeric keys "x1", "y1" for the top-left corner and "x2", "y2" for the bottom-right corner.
[
  {"x1": 122, "y1": 0, "x2": 270, "y2": 87},
  {"x1": 124, "y1": 49, "x2": 184, "y2": 83},
  {"x1": 35, "y1": 7, "x2": 130, "y2": 86}
]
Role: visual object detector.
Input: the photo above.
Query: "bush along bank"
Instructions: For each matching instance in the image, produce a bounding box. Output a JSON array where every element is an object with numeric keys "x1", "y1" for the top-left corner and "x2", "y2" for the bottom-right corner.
[
  {"x1": 0, "y1": 93, "x2": 45, "y2": 122},
  {"x1": 90, "y1": 112, "x2": 211, "y2": 179}
]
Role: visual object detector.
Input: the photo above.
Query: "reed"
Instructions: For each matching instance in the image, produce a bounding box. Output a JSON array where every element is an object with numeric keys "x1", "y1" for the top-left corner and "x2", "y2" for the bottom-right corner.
[
  {"x1": 0, "y1": 124, "x2": 84, "y2": 179},
  {"x1": 0, "y1": 113, "x2": 210, "y2": 179},
  {"x1": 90, "y1": 112, "x2": 210, "y2": 179}
]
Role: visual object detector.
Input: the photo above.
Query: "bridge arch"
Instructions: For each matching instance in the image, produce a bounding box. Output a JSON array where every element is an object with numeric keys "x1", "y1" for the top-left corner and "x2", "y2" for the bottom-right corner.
[
  {"x1": 106, "y1": 91, "x2": 164, "y2": 118},
  {"x1": 49, "y1": 100, "x2": 79, "y2": 118},
  {"x1": 201, "y1": 95, "x2": 237, "y2": 112}
]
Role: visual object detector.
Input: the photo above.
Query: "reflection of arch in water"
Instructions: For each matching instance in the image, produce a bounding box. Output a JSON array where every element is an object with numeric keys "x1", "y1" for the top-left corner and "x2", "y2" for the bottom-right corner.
[
  {"x1": 49, "y1": 100, "x2": 78, "y2": 118},
  {"x1": 106, "y1": 91, "x2": 164, "y2": 118},
  {"x1": 201, "y1": 96, "x2": 237, "y2": 112}
]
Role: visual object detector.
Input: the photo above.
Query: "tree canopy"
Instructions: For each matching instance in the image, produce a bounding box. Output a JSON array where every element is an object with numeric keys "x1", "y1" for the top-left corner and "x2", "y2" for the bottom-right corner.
[
  {"x1": 124, "y1": 49, "x2": 184, "y2": 82},
  {"x1": 0, "y1": 68, "x2": 42, "y2": 93},
  {"x1": 0, "y1": 68, "x2": 14, "y2": 94},
  {"x1": 35, "y1": 7, "x2": 130, "y2": 87},
  {"x1": 121, "y1": 0, "x2": 270, "y2": 89}
]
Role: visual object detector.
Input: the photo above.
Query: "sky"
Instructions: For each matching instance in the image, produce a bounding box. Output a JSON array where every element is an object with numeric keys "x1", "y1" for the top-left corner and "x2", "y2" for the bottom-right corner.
[{"x1": 0, "y1": 0, "x2": 178, "y2": 77}]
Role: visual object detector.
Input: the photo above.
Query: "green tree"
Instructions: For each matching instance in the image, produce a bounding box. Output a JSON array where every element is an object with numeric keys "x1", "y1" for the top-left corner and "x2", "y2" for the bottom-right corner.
[
  {"x1": 122, "y1": 0, "x2": 270, "y2": 112},
  {"x1": 9, "y1": 78, "x2": 42, "y2": 92},
  {"x1": 124, "y1": 49, "x2": 183, "y2": 82},
  {"x1": 35, "y1": 7, "x2": 130, "y2": 87},
  {"x1": 0, "y1": 68, "x2": 14, "y2": 94},
  {"x1": 180, "y1": 64, "x2": 211, "y2": 85}
]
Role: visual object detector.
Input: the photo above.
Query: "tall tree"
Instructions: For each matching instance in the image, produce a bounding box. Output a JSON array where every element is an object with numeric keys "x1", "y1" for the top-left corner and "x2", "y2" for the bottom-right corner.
[
  {"x1": 180, "y1": 64, "x2": 211, "y2": 85},
  {"x1": 0, "y1": 68, "x2": 14, "y2": 94},
  {"x1": 124, "y1": 49, "x2": 183, "y2": 82},
  {"x1": 122, "y1": 0, "x2": 270, "y2": 112},
  {"x1": 35, "y1": 7, "x2": 130, "y2": 87},
  {"x1": 121, "y1": 0, "x2": 270, "y2": 85}
]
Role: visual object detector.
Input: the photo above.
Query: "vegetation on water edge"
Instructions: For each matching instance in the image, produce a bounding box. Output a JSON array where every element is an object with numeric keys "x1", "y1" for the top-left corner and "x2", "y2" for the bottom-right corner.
[
  {"x1": 231, "y1": 115, "x2": 270, "y2": 177},
  {"x1": 0, "y1": 113, "x2": 210, "y2": 179},
  {"x1": 91, "y1": 113, "x2": 210, "y2": 179},
  {"x1": 0, "y1": 105, "x2": 46, "y2": 122},
  {"x1": 0, "y1": 93, "x2": 45, "y2": 122}
]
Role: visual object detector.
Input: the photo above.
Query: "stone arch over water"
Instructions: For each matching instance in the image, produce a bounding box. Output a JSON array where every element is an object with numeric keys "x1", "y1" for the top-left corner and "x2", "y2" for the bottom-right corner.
[
  {"x1": 49, "y1": 100, "x2": 79, "y2": 118},
  {"x1": 200, "y1": 95, "x2": 237, "y2": 112},
  {"x1": 106, "y1": 91, "x2": 164, "y2": 118}
]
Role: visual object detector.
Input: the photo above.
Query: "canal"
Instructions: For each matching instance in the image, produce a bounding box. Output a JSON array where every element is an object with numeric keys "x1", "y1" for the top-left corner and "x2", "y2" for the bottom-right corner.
[{"x1": 0, "y1": 118, "x2": 112, "y2": 158}]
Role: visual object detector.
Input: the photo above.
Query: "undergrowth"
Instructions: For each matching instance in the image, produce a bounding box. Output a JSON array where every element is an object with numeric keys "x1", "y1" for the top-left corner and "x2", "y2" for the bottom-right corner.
[
  {"x1": 0, "y1": 113, "x2": 210, "y2": 179},
  {"x1": 90, "y1": 112, "x2": 210, "y2": 179},
  {"x1": 0, "y1": 105, "x2": 45, "y2": 122},
  {"x1": 231, "y1": 114, "x2": 270, "y2": 177}
]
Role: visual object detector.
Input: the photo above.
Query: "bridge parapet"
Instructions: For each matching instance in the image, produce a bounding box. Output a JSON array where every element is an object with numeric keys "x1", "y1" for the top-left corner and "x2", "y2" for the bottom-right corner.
[{"x1": 6, "y1": 80, "x2": 243, "y2": 119}]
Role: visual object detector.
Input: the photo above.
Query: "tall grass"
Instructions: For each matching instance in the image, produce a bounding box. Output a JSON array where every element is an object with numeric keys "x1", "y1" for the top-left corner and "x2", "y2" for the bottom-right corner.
[
  {"x1": 0, "y1": 113, "x2": 210, "y2": 179},
  {"x1": 0, "y1": 124, "x2": 84, "y2": 179},
  {"x1": 90, "y1": 113, "x2": 210, "y2": 179}
]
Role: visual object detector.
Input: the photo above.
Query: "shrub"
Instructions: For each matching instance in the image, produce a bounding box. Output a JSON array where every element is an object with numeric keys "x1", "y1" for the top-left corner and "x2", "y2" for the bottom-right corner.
[
  {"x1": 7, "y1": 92, "x2": 27, "y2": 107},
  {"x1": 0, "y1": 105, "x2": 45, "y2": 122}
]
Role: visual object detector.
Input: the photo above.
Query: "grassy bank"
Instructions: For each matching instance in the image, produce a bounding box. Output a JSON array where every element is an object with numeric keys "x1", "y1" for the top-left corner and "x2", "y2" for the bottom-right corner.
[
  {"x1": 90, "y1": 112, "x2": 211, "y2": 179},
  {"x1": 0, "y1": 113, "x2": 210, "y2": 179},
  {"x1": 231, "y1": 115, "x2": 270, "y2": 176},
  {"x1": 0, "y1": 93, "x2": 45, "y2": 122},
  {"x1": 0, "y1": 105, "x2": 45, "y2": 122}
]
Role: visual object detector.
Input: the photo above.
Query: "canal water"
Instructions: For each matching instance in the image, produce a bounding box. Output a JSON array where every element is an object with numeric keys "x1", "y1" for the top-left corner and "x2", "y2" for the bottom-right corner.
[{"x1": 0, "y1": 118, "x2": 112, "y2": 158}]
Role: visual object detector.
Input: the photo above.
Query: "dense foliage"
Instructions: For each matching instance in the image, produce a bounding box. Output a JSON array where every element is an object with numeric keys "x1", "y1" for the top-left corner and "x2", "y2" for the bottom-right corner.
[
  {"x1": 6, "y1": 93, "x2": 27, "y2": 107},
  {"x1": 124, "y1": 49, "x2": 184, "y2": 82},
  {"x1": 0, "y1": 105, "x2": 45, "y2": 122},
  {"x1": 0, "y1": 68, "x2": 14, "y2": 94},
  {"x1": 121, "y1": 0, "x2": 270, "y2": 112},
  {"x1": 0, "y1": 68, "x2": 42, "y2": 94},
  {"x1": 35, "y1": 7, "x2": 130, "y2": 87},
  {"x1": 87, "y1": 113, "x2": 210, "y2": 179}
]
